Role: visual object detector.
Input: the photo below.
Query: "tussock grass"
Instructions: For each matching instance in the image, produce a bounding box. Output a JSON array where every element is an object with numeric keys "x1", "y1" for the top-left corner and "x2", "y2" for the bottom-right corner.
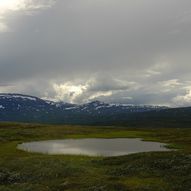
[{"x1": 0, "y1": 122, "x2": 191, "y2": 191}]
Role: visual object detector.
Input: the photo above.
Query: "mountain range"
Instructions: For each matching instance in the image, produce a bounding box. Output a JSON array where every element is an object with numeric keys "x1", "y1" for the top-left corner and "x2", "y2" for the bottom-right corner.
[{"x1": 0, "y1": 93, "x2": 191, "y2": 126}]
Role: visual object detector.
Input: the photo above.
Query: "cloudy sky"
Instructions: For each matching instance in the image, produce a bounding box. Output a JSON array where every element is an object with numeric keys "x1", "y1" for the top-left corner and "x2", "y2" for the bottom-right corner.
[{"x1": 0, "y1": 0, "x2": 191, "y2": 106}]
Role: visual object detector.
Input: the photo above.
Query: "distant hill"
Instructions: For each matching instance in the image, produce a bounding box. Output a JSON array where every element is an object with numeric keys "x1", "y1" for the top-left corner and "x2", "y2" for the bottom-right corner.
[{"x1": 0, "y1": 93, "x2": 191, "y2": 127}]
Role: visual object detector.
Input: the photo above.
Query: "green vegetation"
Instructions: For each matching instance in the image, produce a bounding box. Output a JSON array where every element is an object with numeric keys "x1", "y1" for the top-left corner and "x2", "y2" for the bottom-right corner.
[{"x1": 0, "y1": 122, "x2": 191, "y2": 191}]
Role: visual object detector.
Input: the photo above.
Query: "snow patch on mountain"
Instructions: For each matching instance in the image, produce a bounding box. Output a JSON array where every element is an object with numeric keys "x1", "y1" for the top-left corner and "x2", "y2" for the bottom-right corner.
[
  {"x1": 0, "y1": 94, "x2": 37, "y2": 101},
  {"x1": 0, "y1": 105, "x2": 5, "y2": 109}
]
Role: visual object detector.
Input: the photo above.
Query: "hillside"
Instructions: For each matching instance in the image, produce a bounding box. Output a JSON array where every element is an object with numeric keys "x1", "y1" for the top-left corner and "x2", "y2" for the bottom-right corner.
[{"x1": 0, "y1": 93, "x2": 191, "y2": 126}]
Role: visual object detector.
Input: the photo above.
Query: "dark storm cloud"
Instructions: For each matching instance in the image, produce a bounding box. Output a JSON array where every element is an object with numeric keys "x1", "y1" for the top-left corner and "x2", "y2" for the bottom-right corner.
[{"x1": 0, "y1": 0, "x2": 191, "y2": 106}]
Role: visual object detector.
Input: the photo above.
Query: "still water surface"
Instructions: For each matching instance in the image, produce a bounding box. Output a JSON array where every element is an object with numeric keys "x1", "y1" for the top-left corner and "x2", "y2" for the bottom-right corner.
[{"x1": 18, "y1": 138, "x2": 169, "y2": 157}]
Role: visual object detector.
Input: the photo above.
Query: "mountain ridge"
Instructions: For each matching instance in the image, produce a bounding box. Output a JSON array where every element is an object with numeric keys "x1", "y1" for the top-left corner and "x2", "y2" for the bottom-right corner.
[{"x1": 0, "y1": 93, "x2": 190, "y2": 126}]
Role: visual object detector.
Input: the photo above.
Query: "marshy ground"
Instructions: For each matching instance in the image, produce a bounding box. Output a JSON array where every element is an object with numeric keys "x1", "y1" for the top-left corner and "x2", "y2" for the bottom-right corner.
[{"x1": 0, "y1": 123, "x2": 191, "y2": 191}]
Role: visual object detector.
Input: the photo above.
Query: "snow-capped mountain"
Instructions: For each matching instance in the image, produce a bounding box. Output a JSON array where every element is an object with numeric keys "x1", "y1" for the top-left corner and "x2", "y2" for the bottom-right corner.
[
  {"x1": 0, "y1": 93, "x2": 75, "y2": 112},
  {"x1": 0, "y1": 93, "x2": 169, "y2": 124},
  {"x1": 61, "y1": 100, "x2": 167, "y2": 115}
]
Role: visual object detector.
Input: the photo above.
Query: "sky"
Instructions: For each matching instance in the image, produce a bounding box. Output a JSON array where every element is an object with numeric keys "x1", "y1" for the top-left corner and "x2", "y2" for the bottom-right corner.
[{"x1": 0, "y1": 0, "x2": 191, "y2": 106}]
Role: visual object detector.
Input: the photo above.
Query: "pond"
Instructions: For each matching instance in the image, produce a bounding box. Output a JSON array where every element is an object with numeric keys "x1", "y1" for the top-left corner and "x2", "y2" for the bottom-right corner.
[{"x1": 17, "y1": 138, "x2": 170, "y2": 157}]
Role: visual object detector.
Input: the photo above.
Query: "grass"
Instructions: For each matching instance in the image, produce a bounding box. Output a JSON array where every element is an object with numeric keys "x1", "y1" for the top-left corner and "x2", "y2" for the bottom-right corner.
[{"x1": 0, "y1": 122, "x2": 191, "y2": 191}]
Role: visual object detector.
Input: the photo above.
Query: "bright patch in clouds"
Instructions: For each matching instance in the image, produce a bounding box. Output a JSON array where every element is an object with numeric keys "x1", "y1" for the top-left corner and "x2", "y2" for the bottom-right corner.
[
  {"x1": 173, "y1": 90, "x2": 191, "y2": 107},
  {"x1": 0, "y1": 0, "x2": 23, "y2": 11},
  {"x1": 0, "y1": 0, "x2": 54, "y2": 12},
  {"x1": 53, "y1": 83, "x2": 88, "y2": 103},
  {"x1": 43, "y1": 77, "x2": 136, "y2": 104},
  {"x1": 0, "y1": 0, "x2": 54, "y2": 31},
  {"x1": 52, "y1": 82, "x2": 114, "y2": 104},
  {"x1": 88, "y1": 91, "x2": 113, "y2": 101}
]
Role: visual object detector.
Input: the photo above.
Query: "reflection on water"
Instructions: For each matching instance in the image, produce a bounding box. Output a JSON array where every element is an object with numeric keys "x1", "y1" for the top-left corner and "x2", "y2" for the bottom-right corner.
[{"x1": 17, "y1": 138, "x2": 170, "y2": 157}]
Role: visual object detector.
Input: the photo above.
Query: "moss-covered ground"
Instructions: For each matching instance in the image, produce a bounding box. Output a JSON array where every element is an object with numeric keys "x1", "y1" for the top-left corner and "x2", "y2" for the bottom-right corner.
[{"x1": 0, "y1": 122, "x2": 191, "y2": 191}]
